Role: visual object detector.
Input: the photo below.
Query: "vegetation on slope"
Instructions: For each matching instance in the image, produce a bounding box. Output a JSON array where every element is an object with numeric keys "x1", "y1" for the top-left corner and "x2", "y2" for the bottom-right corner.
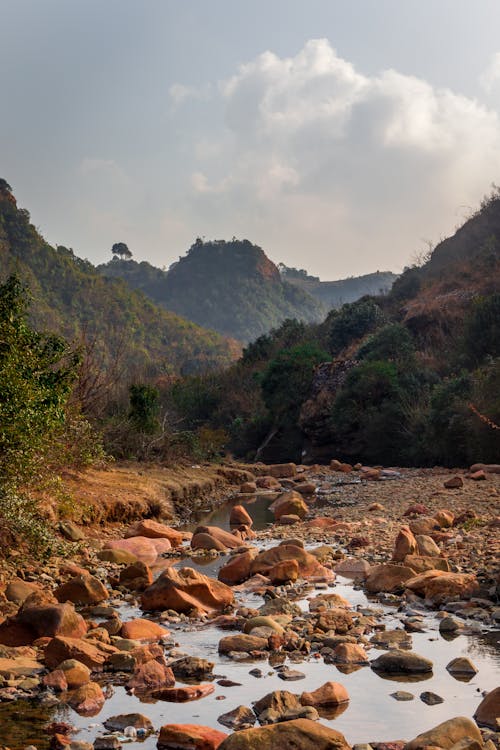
[{"x1": 99, "y1": 238, "x2": 325, "y2": 343}]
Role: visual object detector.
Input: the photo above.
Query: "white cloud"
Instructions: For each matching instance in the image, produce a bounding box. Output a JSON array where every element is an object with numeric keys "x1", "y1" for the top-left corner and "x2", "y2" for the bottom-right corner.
[
  {"x1": 174, "y1": 40, "x2": 500, "y2": 276},
  {"x1": 480, "y1": 52, "x2": 500, "y2": 94}
]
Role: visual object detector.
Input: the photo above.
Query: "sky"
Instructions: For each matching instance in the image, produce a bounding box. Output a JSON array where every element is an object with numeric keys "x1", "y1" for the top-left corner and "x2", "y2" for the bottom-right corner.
[{"x1": 2, "y1": 1, "x2": 500, "y2": 279}]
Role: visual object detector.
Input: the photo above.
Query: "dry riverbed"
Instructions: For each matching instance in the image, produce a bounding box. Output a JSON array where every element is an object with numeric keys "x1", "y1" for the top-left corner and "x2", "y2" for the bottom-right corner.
[{"x1": 0, "y1": 461, "x2": 498, "y2": 750}]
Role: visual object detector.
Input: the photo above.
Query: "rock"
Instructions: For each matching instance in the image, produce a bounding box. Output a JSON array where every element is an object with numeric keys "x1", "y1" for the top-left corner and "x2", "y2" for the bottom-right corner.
[
  {"x1": 218, "y1": 634, "x2": 268, "y2": 654},
  {"x1": 439, "y1": 617, "x2": 463, "y2": 634},
  {"x1": 191, "y1": 533, "x2": 228, "y2": 552},
  {"x1": 420, "y1": 691, "x2": 444, "y2": 705},
  {"x1": 294, "y1": 482, "x2": 316, "y2": 495},
  {"x1": 57, "y1": 659, "x2": 91, "y2": 688},
  {"x1": 170, "y1": 656, "x2": 214, "y2": 680},
  {"x1": 0, "y1": 653, "x2": 44, "y2": 677},
  {"x1": 55, "y1": 575, "x2": 108, "y2": 606},
  {"x1": 277, "y1": 667, "x2": 305, "y2": 681},
  {"x1": 304, "y1": 517, "x2": 339, "y2": 530},
  {"x1": 141, "y1": 567, "x2": 234, "y2": 613},
  {"x1": 267, "y1": 464, "x2": 297, "y2": 479},
  {"x1": 392, "y1": 527, "x2": 417, "y2": 562},
  {"x1": 370, "y1": 630, "x2": 412, "y2": 650},
  {"x1": 93, "y1": 737, "x2": 121, "y2": 750},
  {"x1": 251, "y1": 545, "x2": 332, "y2": 580},
  {"x1": 391, "y1": 691, "x2": 414, "y2": 701},
  {"x1": 405, "y1": 571, "x2": 480, "y2": 604},
  {"x1": 404, "y1": 504, "x2": 429, "y2": 517},
  {"x1": 230, "y1": 505, "x2": 253, "y2": 527},
  {"x1": 370, "y1": 650, "x2": 433, "y2": 674},
  {"x1": 125, "y1": 520, "x2": 182, "y2": 547},
  {"x1": 103, "y1": 714, "x2": 154, "y2": 732},
  {"x1": 277, "y1": 514, "x2": 301, "y2": 525},
  {"x1": 300, "y1": 681, "x2": 349, "y2": 707},
  {"x1": 67, "y1": 682, "x2": 105, "y2": 716},
  {"x1": 331, "y1": 643, "x2": 369, "y2": 664},
  {"x1": 218, "y1": 719, "x2": 350, "y2": 750},
  {"x1": 0, "y1": 602, "x2": 88, "y2": 646},
  {"x1": 253, "y1": 689, "x2": 301, "y2": 721},
  {"x1": 415, "y1": 534, "x2": 441, "y2": 556},
  {"x1": 444, "y1": 477, "x2": 463, "y2": 489},
  {"x1": 218, "y1": 705, "x2": 256, "y2": 730},
  {"x1": 127, "y1": 659, "x2": 175, "y2": 692},
  {"x1": 268, "y1": 559, "x2": 299, "y2": 584},
  {"x1": 45, "y1": 637, "x2": 108, "y2": 671},
  {"x1": 104, "y1": 538, "x2": 159, "y2": 565},
  {"x1": 240, "y1": 482, "x2": 257, "y2": 493},
  {"x1": 404, "y1": 716, "x2": 483, "y2": 750},
  {"x1": 5, "y1": 579, "x2": 42, "y2": 604},
  {"x1": 119, "y1": 562, "x2": 153, "y2": 592},
  {"x1": 409, "y1": 518, "x2": 440, "y2": 535},
  {"x1": 97, "y1": 549, "x2": 139, "y2": 565},
  {"x1": 434, "y1": 510, "x2": 455, "y2": 528},
  {"x1": 467, "y1": 470, "x2": 487, "y2": 481},
  {"x1": 334, "y1": 558, "x2": 371, "y2": 578},
  {"x1": 473, "y1": 687, "x2": 500, "y2": 729},
  {"x1": 218, "y1": 550, "x2": 258, "y2": 585},
  {"x1": 270, "y1": 491, "x2": 308, "y2": 521},
  {"x1": 120, "y1": 619, "x2": 169, "y2": 642},
  {"x1": 157, "y1": 724, "x2": 228, "y2": 749},
  {"x1": 365, "y1": 564, "x2": 415, "y2": 593},
  {"x1": 152, "y1": 683, "x2": 215, "y2": 701},
  {"x1": 309, "y1": 593, "x2": 352, "y2": 611},
  {"x1": 59, "y1": 521, "x2": 86, "y2": 542},
  {"x1": 446, "y1": 657, "x2": 478, "y2": 676},
  {"x1": 470, "y1": 463, "x2": 500, "y2": 474},
  {"x1": 404, "y1": 555, "x2": 450, "y2": 574},
  {"x1": 193, "y1": 526, "x2": 243, "y2": 550}
]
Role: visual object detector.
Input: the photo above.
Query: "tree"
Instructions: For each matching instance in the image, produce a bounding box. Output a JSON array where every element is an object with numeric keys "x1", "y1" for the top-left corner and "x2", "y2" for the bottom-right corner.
[{"x1": 111, "y1": 242, "x2": 132, "y2": 259}]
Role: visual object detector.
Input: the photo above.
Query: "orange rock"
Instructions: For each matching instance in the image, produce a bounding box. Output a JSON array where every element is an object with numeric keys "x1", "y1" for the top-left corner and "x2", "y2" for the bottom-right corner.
[
  {"x1": 158, "y1": 723, "x2": 227, "y2": 750},
  {"x1": 0, "y1": 602, "x2": 87, "y2": 646},
  {"x1": 191, "y1": 533, "x2": 227, "y2": 551},
  {"x1": 270, "y1": 491, "x2": 308, "y2": 520},
  {"x1": 467, "y1": 470, "x2": 487, "y2": 481},
  {"x1": 404, "y1": 555, "x2": 450, "y2": 574},
  {"x1": 294, "y1": 482, "x2": 317, "y2": 495},
  {"x1": 332, "y1": 643, "x2": 369, "y2": 664},
  {"x1": 405, "y1": 570, "x2": 480, "y2": 604},
  {"x1": 193, "y1": 526, "x2": 243, "y2": 550},
  {"x1": 43, "y1": 669, "x2": 68, "y2": 691},
  {"x1": 444, "y1": 477, "x2": 463, "y2": 489},
  {"x1": 239, "y1": 482, "x2": 257, "y2": 493},
  {"x1": 152, "y1": 683, "x2": 215, "y2": 701},
  {"x1": 365, "y1": 564, "x2": 415, "y2": 594},
  {"x1": 250, "y1": 544, "x2": 333, "y2": 580},
  {"x1": 119, "y1": 561, "x2": 153, "y2": 591},
  {"x1": 127, "y1": 659, "x2": 175, "y2": 692},
  {"x1": 104, "y1": 537, "x2": 159, "y2": 565},
  {"x1": 434, "y1": 510, "x2": 454, "y2": 528},
  {"x1": 230, "y1": 505, "x2": 253, "y2": 527},
  {"x1": 256, "y1": 476, "x2": 281, "y2": 489},
  {"x1": 54, "y1": 575, "x2": 108, "y2": 606},
  {"x1": 409, "y1": 517, "x2": 440, "y2": 535},
  {"x1": 44, "y1": 636, "x2": 108, "y2": 671},
  {"x1": 120, "y1": 618, "x2": 169, "y2": 642},
  {"x1": 141, "y1": 567, "x2": 234, "y2": 613},
  {"x1": 304, "y1": 517, "x2": 338, "y2": 529},
  {"x1": 474, "y1": 686, "x2": 500, "y2": 729},
  {"x1": 300, "y1": 681, "x2": 349, "y2": 706},
  {"x1": 125, "y1": 520, "x2": 183, "y2": 547},
  {"x1": 392, "y1": 526, "x2": 417, "y2": 562},
  {"x1": 266, "y1": 463, "x2": 297, "y2": 478},
  {"x1": 218, "y1": 550, "x2": 258, "y2": 585},
  {"x1": 57, "y1": 658, "x2": 91, "y2": 688},
  {"x1": 66, "y1": 682, "x2": 105, "y2": 716},
  {"x1": 267, "y1": 559, "x2": 299, "y2": 584}
]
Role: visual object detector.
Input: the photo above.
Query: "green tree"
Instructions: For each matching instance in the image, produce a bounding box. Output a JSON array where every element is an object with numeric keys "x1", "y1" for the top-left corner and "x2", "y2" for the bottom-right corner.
[
  {"x1": 129, "y1": 383, "x2": 160, "y2": 434},
  {"x1": 111, "y1": 242, "x2": 132, "y2": 259},
  {"x1": 328, "y1": 299, "x2": 385, "y2": 356}
]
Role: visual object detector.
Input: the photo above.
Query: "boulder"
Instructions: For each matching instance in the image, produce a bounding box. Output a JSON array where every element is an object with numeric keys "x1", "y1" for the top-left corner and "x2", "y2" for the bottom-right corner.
[
  {"x1": 217, "y1": 718, "x2": 350, "y2": 750},
  {"x1": 191, "y1": 533, "x2": 227, "y2": 552},
  {"x1": 119, "y1": 562, "x2": 153, "y2": 592},
  {"x1": 444, "y1": 477, "x2": 463, "y2": 489},
  {"x1": 218, "y1": 550, "x2": 258, "y2": 585},
  {"x1": 218, "y1": 634, "x2": 268, "y2": 654},
  {"x1": 266, "y1": 464, "x2": 297, "y2": 478},
  {"x1": 256, "y1": 476, "x2": 281, "y2": 489},
  {"x1": 170, "y1": 656, "x2": 214, "y2": 680},
  {"x1": 409, "y1": 518, "x2": 440, "y2": 536},
  {"x1": 125, "y1": 520, "x2": 182, "y2": 547},
  {"x1": 97, "y1": 549, "x2": 139, "y2": 564},
  {"x1": 141, "y1": 567, "x2": 234, "y2": 614},
  {"x1": 251, "y1": 545, "x2": 332, "y2": 580},
  {"x1": 59, "y1": 520, "x2": 86, "y2": 541},
  {"x1": 371, "y1": 650, "x2": 433, "y2": 674},
  {"x1": 0, "y1": 653, "x2": 44, "y2": 677},
  {"x1": 0, "y1": 602, "x2": 87, "y2": 646},
  {"x1": 392, "y1": 527, "x2": 417, "y2": 562},
  {"x1": 294, "y1": 482, "x2": 316, "y2": 495},
  {"x1": 193, "y1": 526, "x2": 243, "y2": 550},
  {"x1": 268, "y1": 559, "x2": 299, "y2": 584},
  {"x1": 434, "y1": 510, "x2": 455, "y2": 528},
  {"x1": 270, "y1": 491, "x2": 308, "y2": 521},
  {"x1": 404, "y1": 716, "x2": 483, "y2": 750},
  {"x1": 473, "y1": 686, "x2": 500, "y2": 729},
  {"x1": 415, "y1": 535, "x2": 441, "y2": 557},
  {"x1": 446, "y1": 657, "x2": 478, "y2": 676},
  {"x1": 404, "y1": 555, "x2": 449, "y2": 574},
  {"x1": 5, "y1": 579, "x2": 42, "y2": 604},
  {"x1": 253, "y1": 689, "x2": 301, "y2": 720},
  {"x1": 66, "y1": 682, "x2": 105, "y2": 716},
  {"x1": 331, "y1": 643, "x2": 369, "y2": 664},
  {"x1": 152, "y1": 683, "x2": 215, "y2": 702},
  {"x1": 44, "y1": 637, "x2": 108, "y2": 671},
  {"x1": 127, "y1": 660, "x2": 175, "y2": 692},
  {"x1": 240, "y1": 481, "x2": 257, "y2": 493},
  {"x1": 54, "y1": 575, "x2": 108, "y2": 606},
  {"x1": 405, "y1": 571, "x2": 480, "y2": 604},
  {"x1": 104, "y1": 714, "x2": 154, "y2": 732},
  {"x1": 104, "y1": 537, "x2": 159, "y2": 565},
  {"x1": 334, "y1": 558, "x2": 371, "y2": 578},
  {"x1": 157, "y1": 724, "x2": 228, "y2": 750},
  {"x1": 218, "y1": 705, "x2": 256, "y2": 730},
  {"x1": 230, "y1": 505, "x2": 253, "y2": 527},
  {"x1": 120, "y1": 619, "x2": 169, "y2": 642},
  {"x1": 300, "y1": 681, "x2": 350, "y2": 706},
  {"x1": 57, "y1": 659, "x2": 91, "y2": 688},
  {"x1": 365, "y1": 564, "x2": 415, "y2": 594}
]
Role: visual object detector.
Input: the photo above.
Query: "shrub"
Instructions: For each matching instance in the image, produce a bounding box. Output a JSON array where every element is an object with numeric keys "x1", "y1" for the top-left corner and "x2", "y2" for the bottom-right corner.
[{"x1": 328, "y1": 299, "x2": 385, "y2": 355}]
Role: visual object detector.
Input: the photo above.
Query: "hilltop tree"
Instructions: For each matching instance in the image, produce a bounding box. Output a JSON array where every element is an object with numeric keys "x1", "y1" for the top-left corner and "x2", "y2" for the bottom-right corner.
[{"x1": 111, "y1": 242, "x2": 132, "y2": 259}]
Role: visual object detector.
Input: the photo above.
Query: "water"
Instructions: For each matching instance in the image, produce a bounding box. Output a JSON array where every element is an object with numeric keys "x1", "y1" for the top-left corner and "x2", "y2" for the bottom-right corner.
[{"x1": 1, "y1": 494, "x2": 498, "y2": 749}]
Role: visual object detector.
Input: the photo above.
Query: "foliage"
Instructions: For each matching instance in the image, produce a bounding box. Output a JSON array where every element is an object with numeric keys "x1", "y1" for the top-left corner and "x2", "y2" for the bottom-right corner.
[
  {"x1": 111, "y1": 242, "x2": 132, "y2": 259},
  {"x1": 462, "y1": 293, "x2": 500, "y2": 365},
  {"x1": 327, "y1": 298, "x2": 386, "y2": 355},
  {"x1": 129, "y1": 384, "x2": 160, "y2": 434},
  {"x1": 356, "y1": 323, "x2": 416, "y2": 365}
]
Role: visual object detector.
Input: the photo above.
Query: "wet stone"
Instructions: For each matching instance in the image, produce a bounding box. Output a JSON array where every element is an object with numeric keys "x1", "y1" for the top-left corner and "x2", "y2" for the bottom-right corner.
[
  {"x1": 391, "y1": 691, "x2": 414, "y2": 701},
  {"x1": 420, "y1": 691, "x2": 444, "y2": 705}
]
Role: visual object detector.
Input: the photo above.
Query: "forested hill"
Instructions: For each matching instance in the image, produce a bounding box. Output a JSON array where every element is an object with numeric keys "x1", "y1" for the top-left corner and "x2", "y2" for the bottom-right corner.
[
  {"x1": 279, "y1": 266, "x2": 398, "y2": 308},
  {"x1": 98, "y1": 238, "x2": 325, "y2": 343},
  {"x1": 0, "y1": 181, "x2": 238, "y2": 377}
]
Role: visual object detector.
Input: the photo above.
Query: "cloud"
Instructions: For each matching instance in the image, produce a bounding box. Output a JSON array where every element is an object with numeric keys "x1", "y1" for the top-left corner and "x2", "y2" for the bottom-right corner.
[
  {"x1": 480, "y1": 52, "x2": 500, "y2": 94},
  {"x1": 174, "y1": 40, "x2": 500, "y2": 276},
  {"x1": 169, "y1": 82, "x2": 212, "y2": 109}
]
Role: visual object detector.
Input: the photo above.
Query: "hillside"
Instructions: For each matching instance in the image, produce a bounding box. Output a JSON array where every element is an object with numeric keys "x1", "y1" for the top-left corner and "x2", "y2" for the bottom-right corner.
[
  {"x1": 0, "y1": 181, "x2": 238, "y2": 378},
  {"x1": 279, "y1": 265, "x2": 398, "y2": 308},
  {"x1": 99, "y1": 238, "x2": 325, "y2": 343}
]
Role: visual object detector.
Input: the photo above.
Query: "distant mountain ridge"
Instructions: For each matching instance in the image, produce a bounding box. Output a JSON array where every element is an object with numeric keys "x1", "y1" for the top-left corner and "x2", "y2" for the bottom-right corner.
[
  {"x1": 99, "y1": 239, "x2": 398, "y2": 343},
  {"x1": 99, "y1": 238, "x2": 326, "y2": 343},
  {"x1": 0, "y1": 182, "x2": 238, "y2": 377}
]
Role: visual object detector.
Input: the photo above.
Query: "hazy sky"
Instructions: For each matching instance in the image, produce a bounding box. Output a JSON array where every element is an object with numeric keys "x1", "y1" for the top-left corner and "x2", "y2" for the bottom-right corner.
[{"x1": 2, "y1": 1, "x2": 500, "y2": 278}]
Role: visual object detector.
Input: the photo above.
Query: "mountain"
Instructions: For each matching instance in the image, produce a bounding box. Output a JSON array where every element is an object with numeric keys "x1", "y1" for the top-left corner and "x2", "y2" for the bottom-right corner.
[
  {"x1": 278, "y1": 265, "x2": 398, "y2": 308},
  {"x1": 0, "y1": 181, "x2": 238, "y2": 378},
  {"x1": 99, "y1": 238, "x2": 326, "y2": 343}
]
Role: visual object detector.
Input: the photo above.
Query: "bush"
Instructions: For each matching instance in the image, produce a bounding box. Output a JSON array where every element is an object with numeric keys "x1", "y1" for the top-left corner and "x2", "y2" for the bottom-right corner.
[
  {"x1": 328, "y1": 299, "x2": 385, "y2": 355},
  {"x1": 356, "y1": 323, "x2": 416, "y2": 365},
  {"x1": 462, "y1": 293, "x2": 500, "y2": 365}
]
